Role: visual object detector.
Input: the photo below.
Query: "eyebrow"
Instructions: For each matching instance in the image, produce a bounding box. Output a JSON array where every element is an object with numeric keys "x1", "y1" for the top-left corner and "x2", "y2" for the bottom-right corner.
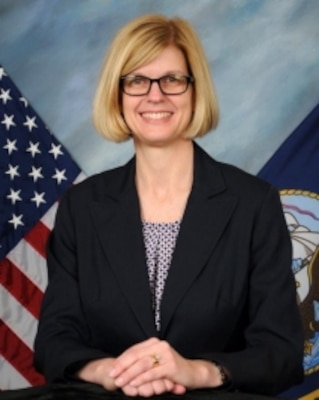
[{"x1": 127, "y1": 70, "x2": 188, "y2": 77}]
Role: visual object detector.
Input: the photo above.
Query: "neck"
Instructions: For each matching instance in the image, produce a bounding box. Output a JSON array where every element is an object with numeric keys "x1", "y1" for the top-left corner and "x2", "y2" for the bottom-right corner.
[{"x1": 134, "y1": 140, "x2": 194, "y2": 195}]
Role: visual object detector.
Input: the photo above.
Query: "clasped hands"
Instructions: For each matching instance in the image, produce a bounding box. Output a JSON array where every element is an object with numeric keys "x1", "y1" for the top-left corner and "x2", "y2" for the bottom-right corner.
[{"x1": 78, "y1": 337, "x2": 222, "y2": 397}]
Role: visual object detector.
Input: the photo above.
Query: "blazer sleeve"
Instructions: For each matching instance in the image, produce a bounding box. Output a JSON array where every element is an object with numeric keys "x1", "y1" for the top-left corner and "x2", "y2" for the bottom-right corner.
[
  {"x1": 33, "y1": 190, "x2": 108, "y2": 382},
  {"x1": 204, "y1": 186, "x2": 304, "y2": 394}
]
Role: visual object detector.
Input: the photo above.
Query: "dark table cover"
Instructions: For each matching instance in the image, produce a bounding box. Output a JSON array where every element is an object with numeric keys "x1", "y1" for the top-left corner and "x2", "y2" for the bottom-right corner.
[{"x1": 0, "y1": 383, "x2": 280, "y2": 400}]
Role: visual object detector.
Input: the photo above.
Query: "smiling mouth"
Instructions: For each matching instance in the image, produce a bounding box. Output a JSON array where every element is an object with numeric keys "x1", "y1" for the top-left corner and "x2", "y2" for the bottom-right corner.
[{"x1": 141, "y1": 112, "x2": 172, "y2": 119}]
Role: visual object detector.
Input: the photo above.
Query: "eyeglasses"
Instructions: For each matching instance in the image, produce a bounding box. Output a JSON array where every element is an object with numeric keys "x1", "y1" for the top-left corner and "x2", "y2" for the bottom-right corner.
[{"x1": 120, "y1": 74, "x2": 194, "y2": 96}]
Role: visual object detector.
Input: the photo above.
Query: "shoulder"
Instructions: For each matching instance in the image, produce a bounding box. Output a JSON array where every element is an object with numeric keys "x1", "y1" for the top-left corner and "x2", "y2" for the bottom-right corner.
[
  {"x1": 218, "y1": 159, "x2": 271, "y2": 193},
  {"x1": 61, "y1": 157, "x2": 135, "y2": 205},
  {"x1": 195, "y1": 142, "x2": 275, "y2": 199},
  {"x1": 217, "y1": 161, "x2": 282, "y2": 216}
]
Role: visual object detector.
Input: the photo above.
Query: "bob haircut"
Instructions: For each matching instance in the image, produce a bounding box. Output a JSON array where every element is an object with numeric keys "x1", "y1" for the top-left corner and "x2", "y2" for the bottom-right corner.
[{"x1": 93, "y1": 14, "x2": 219, "y2": 142}]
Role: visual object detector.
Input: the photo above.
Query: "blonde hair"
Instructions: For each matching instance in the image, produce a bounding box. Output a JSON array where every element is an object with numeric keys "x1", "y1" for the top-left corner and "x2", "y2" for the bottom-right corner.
[{"x1": 93, "y1": 14, "x2": 219, "y2": 142}]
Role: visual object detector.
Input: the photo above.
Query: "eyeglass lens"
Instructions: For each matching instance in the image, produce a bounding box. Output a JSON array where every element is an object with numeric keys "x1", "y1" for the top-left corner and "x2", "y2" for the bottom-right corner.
[{"x1": 121, "y1": 74, "x2": 192, "y2": 95}]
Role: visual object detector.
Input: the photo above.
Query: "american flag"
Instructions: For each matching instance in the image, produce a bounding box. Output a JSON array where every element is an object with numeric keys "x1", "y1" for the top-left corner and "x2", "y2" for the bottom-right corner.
[{"x1": 0, "y1": 66, "x2": 85, "y2": 389}]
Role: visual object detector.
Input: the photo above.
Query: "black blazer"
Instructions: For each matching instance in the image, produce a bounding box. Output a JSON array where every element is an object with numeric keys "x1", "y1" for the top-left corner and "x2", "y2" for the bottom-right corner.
[{"x1": 34, "y1": 143, "x2": 304, "y2": 395}]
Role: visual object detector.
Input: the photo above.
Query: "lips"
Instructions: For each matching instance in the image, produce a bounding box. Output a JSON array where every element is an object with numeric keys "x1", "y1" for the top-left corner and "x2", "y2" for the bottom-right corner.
[{"x1": 140, "y1": 112, "x2": 172, "y2": 119}]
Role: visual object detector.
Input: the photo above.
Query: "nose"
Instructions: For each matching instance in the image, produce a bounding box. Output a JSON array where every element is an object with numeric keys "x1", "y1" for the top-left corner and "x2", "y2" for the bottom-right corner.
[{"x1": 147, "y1": 80, "x2": 165, "y2": 99}]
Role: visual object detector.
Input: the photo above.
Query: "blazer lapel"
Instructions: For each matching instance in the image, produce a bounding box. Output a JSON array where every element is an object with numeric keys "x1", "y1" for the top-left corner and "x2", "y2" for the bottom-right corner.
[
  {"x1": 88, "y1": 145, "x2": 238, "y2": 339},
  {"x1": 90, "y1": 160, "x2": 157, "y2": 337},
  {"x1": 160, "y1": 144, "x2": 238, "y2": 336}
]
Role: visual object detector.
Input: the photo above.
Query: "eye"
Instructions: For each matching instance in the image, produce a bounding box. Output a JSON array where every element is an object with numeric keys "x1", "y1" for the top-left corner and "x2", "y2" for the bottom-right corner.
[
  {"x1": 161, "y1": 74, "x2": 185, "y2": 85},
  {"x1": 163, "y1": 75, "x2": 179, "y2": 83},
  {"x1": 127, "y1": 76, "x2": 148, "y2": 86}
]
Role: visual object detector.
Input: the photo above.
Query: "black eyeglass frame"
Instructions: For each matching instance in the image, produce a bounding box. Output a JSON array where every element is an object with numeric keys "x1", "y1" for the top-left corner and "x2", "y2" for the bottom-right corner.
[{"x1": 120, "y1": 74, "x2": 194, "y2": 96}]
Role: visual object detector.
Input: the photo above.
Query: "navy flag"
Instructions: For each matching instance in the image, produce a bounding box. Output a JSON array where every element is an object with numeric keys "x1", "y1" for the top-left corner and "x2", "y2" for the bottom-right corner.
[{"x1": 258, "y1": 104, "x2": 319, "y2": 400}]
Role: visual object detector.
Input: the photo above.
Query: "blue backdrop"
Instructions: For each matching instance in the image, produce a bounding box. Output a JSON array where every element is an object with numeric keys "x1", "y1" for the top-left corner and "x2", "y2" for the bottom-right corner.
[{"x1": 1, "y1": 0, "x2": 319, "y2": 177}]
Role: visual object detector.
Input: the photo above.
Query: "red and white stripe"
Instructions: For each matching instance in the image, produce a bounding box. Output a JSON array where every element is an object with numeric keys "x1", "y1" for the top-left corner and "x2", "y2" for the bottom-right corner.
[{"x1": 0, "y1": 172, "x2": 85, "y2": 390}]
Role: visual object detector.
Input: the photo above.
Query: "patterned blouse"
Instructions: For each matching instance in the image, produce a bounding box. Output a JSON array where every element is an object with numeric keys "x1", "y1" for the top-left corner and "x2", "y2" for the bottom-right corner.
[{"x1": 142, "y1": 220, "x2": 181, "y2": 331}]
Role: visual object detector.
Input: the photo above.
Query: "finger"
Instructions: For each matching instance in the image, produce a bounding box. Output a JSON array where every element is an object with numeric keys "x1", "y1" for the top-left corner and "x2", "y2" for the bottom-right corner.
[
  {"x1": 137, "y1": 380, "x2": 168, "y2": 397},
  {"x1": 117, "y1": 338, "x2": 160, "y2": 364},
  {"x1": 129, "y1": 362, "x2": 165, "y2": 387},
  {"x1": 171, "y1": 383, "x2": 187, "y2": 395},
  {"x1": 110, "y1": 338, "x2": 160, "y2": 377},
  {"x1": 128, "y1": 345, "x2": 174, "y2": 387},
  {"x1": 121, "y1": 385, "x2": 139, "y2": 397},
  {"x1": 130, "y1": 343, "x2": 191, "y2": 390},
  {"x1": 114, "y1": 355, "x2": 157, "y2": 387},
  {"x1": 137, "y1": 382, "x2": 157, "y2": 397},
  {"x1": 163, "y1": 379, "x2": 174, "y2": 393},
  {"x1": 136, "y1": 379, "x2": 181, "y2": 397}
]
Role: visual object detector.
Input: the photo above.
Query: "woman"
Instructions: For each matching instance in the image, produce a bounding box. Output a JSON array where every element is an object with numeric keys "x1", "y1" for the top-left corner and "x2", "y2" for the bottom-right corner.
[{"x1": 34, "y1": 14, "x2": 304, "y2": 397}]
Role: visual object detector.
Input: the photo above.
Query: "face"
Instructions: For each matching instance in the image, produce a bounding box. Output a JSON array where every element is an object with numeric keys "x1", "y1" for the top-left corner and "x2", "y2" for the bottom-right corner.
[{"x1": 121, "y1": 46, "x2": 193, "y2": 147}]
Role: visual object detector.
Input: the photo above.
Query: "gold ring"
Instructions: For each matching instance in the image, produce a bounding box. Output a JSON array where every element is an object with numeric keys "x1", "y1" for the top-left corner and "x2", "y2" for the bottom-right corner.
[{"x1": 151, "y1": 353, "x2": 160, "y2": 367}]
